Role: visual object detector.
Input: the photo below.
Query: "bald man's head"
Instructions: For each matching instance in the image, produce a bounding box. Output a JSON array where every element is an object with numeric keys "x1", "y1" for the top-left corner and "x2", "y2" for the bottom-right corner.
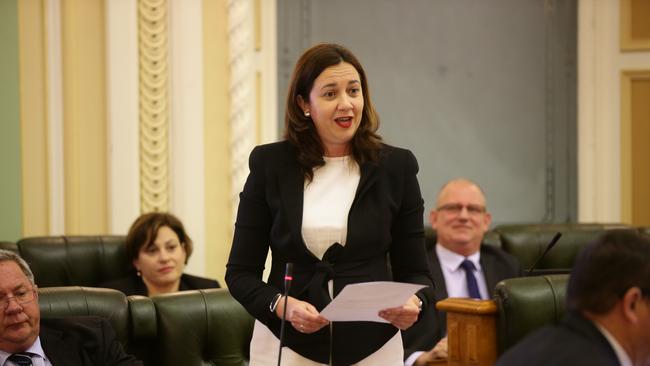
[{"x1": 430, "y1": 178, "x2": 491, "y2": 256}]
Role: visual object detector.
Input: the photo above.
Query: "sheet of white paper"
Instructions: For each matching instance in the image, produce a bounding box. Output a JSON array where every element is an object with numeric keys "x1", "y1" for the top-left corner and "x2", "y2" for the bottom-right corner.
[{"x1": 319, "y1": 281, "x2": 426, "y2": 323}]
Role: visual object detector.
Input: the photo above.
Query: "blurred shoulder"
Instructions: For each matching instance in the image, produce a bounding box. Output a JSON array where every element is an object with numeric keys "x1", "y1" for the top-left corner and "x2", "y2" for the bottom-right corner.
[
  {"x1": 250, "y1": 140, "x2": 294, "y2": 158},
  {"x1": 481, "y1": 245, "x2": 522, "y2": 271},
  {"x1": 99, "y1": 275, "x2": 145, "y2": 296},
  {"x1": 248, "y1": 140, "x2": 297, "y2": 169},
  {"x1": 378, "y1": 143, "x2": 419, "y2": 173},
  {"x1": 41, "y1": 316, "x2": 110, "y2": 334},
  {"x1": 180, "y1": 273, "x2": 221, "y2": 290}
]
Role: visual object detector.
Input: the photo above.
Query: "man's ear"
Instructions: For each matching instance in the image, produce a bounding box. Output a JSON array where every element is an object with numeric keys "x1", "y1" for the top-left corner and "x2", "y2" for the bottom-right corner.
[
  {"x1": 483, "y1": 212, "x2": 492, "y2": 229},
  {"x1": 429, "y1": 210, "x2": 439, "y2": 230},
  {"x1": 622, "y1": 287, "x2": 643, "y2": 323}
]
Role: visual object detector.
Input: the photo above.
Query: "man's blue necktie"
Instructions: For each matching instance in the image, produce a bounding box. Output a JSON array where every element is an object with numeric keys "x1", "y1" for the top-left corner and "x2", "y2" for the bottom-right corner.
[
  {"x1": 460, "y1": 259, "x2": 482, "y2": 299},
  {"x1": 8, "y1": 353, "x2": 33, "y2": 366}
]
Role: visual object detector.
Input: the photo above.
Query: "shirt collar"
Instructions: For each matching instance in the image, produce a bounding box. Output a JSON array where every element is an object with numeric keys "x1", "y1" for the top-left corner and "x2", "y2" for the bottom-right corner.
[
  {"x1": 436, "y1": 243, "x2": 482, "y2": 273},
  {"x1": 0, "y1": 336, "x2": 48, "y2": 365},
  {"x1": 594, "y1": 322, "x2": 633, "y2": 366}
]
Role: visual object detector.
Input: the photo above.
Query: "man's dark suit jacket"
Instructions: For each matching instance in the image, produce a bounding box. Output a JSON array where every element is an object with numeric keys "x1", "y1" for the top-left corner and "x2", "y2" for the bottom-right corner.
[
  {"x1": 100, "y1": 273, "x2": 220, "y2": 296},
  {"x1": 225, "y1": 141, "x2": 435, "y2": 365},
  {"x1": 402, "y1": 244, "x2": 523, "y2": 359},
  {"x1": 495, "y1": 312, "x2": 620, "y2": 366},
  {"x1": 39, "y1": 317, "x2": 142, "y2": 365}
]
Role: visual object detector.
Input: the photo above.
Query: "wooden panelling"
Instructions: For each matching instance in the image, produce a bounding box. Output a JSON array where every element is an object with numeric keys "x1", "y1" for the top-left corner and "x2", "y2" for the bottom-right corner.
[
  {"x1": 18, "y1": 0, "x2": 49, "y2": 236},
  {"x1": 203, "y1": 0, "x2": 232, "y2": 283},
  {"x1": 621, "y1": 0, "x2": 650, "y2": 51},
  {"x1": 621, "y1": 71, "x2": 650, "y2": 225},
  {"x1": 61, "y1": 0, "x2": 108, "y2": 234}
]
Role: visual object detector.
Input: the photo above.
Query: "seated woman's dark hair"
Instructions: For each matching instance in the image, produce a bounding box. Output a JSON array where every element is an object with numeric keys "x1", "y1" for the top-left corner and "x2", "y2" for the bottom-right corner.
[
  {"x1": 284, "y1": 43, "x2": 383, "y2": 181},
  {"x1": 125, "y1": 212, "x2": 193, "y2": 269}
]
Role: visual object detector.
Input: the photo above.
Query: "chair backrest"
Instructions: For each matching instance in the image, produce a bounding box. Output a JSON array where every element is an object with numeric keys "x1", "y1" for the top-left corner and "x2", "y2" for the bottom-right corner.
[
  {"x1": 494, "y1": 274, "x2": 568, "y2": 353},
  {"x1": 639, "y1": 226, "x2": 650, "y2": 237},
  {"x1": 38, "y1": 286, "x2": 157, "y2": 364},
  {"x1": 149, "y1": 289, "x2": 254, "y2": 366},
  {"x1": 17, "y1": 235, "x2": 129, "y2": 287},
  {"x1": 493, "y1": 223, "x2": 629, "y2": 274},
  {"x1": 0, "y1": 241, "x2": 18, "y2": 253},
  {"x1": 38, "y1": 286, "x2": 133, "y2": 345}
]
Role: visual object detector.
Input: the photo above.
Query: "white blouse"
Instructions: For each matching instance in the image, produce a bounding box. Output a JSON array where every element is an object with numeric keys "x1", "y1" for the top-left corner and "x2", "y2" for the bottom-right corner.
[{"x1": 301, "y1": 155, "x2": 360, "y2": 259}]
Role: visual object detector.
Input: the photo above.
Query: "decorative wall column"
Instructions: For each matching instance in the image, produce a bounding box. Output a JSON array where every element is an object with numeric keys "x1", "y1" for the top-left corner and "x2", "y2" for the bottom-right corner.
[
  {"x1": 228, "y1": 0, "x2": 257, "y2": 220},
  {"x1": 138, "y1": 0, "x2": 170, "y2": 213}
]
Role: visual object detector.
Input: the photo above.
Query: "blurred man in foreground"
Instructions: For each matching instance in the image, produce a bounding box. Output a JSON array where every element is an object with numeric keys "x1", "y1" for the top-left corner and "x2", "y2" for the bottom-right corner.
[{"x1": 497, "y1": 229, "x2": 650, "y2": 366}]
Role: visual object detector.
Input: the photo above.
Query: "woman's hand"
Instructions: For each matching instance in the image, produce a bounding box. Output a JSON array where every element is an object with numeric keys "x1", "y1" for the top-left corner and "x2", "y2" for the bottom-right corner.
[
  {"x1": 378, "y1": 294, "x2": 421, "y2": 330},
  {"x1": 275, "y1": 296, "x2": 329, "y2": 334}
]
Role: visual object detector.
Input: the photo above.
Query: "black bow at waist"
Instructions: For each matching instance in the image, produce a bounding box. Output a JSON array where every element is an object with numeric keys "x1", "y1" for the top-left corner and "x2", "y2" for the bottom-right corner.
[{"x1": 291, "y1": 243, "x2": 388, "y2": 311}]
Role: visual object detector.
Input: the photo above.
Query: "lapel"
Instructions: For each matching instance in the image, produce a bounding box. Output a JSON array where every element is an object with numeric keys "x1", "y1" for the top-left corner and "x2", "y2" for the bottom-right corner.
[
  {"x1": 429, "y1": 248, "x2": 449, "y2": 300},
  {"x1": 276, "y1": 154, "x2": 381, "y2": 257},
  {"x1": 40, "y1": 323, "x2": 80, "y2": 365},
  {"x1": 429, "y1": 247, "x2": 450, "y2": 334},
  {"x1": 277, "y1": 158, "x2": 312, "y2": 257},
  {"x1": 354, "y1": 161, "x2": 379, "y2": 205},
  {"x1": 479, "y1": 249, "x2": 499, "y2": 293}
]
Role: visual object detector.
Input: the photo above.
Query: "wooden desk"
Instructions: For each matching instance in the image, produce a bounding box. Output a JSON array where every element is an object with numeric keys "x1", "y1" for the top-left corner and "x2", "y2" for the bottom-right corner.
[
  {"x1": 435, "y1": 298, "x2": 498, "y2": 366},
  {"x1": 427, "y1": 358, "x2": 447, "y2": 366},
  {"x1": 426, "y1": 359, "x2": 447, "y2": 365}
]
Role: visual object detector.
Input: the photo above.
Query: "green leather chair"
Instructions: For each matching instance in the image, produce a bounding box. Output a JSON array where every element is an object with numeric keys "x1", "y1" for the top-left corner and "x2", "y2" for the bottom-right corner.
[
  {"x1": 37, "y1": 287, "x2": 252, "y2": 366},
  {"x1": 639, "y1": 226, "x2": 650, "y2": 237},
  {"x1": 149, "y1": 289, "x2": 254, "y2": 366},
  {"x1": 16, "y1": 236, "x2": 129, "y2": 287},
  {"x1": 38, "y1": 286, "x2": 156, "y2": 362},
  {"x1": 0, "y1": 241, "x2": 17, "y2": 253},
  {"x1": 494, "y1": 274, "x2": 568, "y2": 353},
  {"x1": 493, "y1": 223, "x2": 629, "y2": 274}
]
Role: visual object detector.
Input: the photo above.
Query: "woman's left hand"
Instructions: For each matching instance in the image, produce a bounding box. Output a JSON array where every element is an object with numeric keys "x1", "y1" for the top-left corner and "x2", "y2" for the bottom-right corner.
[{"x1": 378, "y1": 294, "x2": 421, "y2": 330}]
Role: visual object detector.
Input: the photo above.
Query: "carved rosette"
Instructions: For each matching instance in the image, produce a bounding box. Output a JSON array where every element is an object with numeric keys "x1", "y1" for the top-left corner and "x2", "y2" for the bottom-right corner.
[{"x1": 138, "y1": 0, "x2": 169, "y2": 212}]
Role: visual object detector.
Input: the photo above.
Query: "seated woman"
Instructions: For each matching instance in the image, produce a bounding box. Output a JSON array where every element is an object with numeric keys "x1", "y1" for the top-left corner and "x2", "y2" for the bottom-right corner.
[{"x1": 101, "y1": 212, "x2": 220, "y2": 296}]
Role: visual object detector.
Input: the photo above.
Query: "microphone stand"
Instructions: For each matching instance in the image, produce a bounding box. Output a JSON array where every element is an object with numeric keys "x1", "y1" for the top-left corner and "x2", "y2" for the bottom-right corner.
[
  {"x1": 277, "y1": 263, "x2": 293, "y2": 366},
  {"x1": 527, "y1": 232, "x2": 562, "y2": 276}
]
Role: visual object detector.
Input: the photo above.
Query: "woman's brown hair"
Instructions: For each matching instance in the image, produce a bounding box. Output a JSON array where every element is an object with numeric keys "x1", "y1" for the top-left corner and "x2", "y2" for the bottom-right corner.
[
  {"x1": 125, "y1": 212, "x2": 193, "y2": 269},
  {"x1": 284, "y1": 43, "x2": 383, "y2": 181}
]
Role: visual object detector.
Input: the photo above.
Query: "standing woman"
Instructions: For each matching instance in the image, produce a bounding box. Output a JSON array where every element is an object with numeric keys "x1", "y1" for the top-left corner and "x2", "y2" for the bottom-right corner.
[{"x1": 226, "y1": 43, "x2": 434, "y2": 365}]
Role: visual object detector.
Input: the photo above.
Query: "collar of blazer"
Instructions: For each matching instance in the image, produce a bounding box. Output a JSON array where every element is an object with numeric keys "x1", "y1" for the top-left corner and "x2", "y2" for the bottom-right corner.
[{"x1": 276, "y1": 152, "x2": 380, "y2": 256}]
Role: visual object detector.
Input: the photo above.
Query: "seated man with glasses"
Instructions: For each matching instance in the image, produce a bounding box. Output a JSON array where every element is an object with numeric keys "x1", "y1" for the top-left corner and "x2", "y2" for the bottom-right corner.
[
  {"x1": 497, "y1": 229, "x2": 650, "y2": 366},
  {"x1": 0, "y1": 249, "x2": 142, "y2": 366},
  {"x1": 402, "y1": 178, "x2": 523, "y2": 366}
]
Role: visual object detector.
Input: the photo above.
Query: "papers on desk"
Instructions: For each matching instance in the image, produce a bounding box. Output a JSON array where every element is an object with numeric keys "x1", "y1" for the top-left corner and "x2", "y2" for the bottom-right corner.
[{"x1": 320, "y1": 281, "x2": 426, "y2": 323}]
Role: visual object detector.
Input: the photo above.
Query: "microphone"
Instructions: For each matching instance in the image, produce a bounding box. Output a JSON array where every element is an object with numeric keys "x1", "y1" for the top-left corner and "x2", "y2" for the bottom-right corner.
[
  {"x1": 277, "y1": 263, "x2": 293, "y2": 366},
  {"x1": 527, "y1": 232, "x2": 562, "y2": 276}
]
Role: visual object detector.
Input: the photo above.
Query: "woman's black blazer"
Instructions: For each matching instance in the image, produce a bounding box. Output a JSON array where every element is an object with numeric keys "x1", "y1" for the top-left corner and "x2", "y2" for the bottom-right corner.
[{"x1": 226, "y1": 140, "x2": 434, "y2": 365}]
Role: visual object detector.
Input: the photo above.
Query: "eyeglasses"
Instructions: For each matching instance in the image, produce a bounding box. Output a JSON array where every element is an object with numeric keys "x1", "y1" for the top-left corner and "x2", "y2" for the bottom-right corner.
[
  {"x1": 437, "y1": 203, "x2": 486, "y2": 216},
  {"x1": 0, "y1": 289, "x2": 36, "y2": 309}
]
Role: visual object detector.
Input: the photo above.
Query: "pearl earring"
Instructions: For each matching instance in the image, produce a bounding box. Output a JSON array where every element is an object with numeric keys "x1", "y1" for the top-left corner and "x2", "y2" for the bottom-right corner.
[{"x1": 304, "y1": 111, "x2": 310, "y2": 117}]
